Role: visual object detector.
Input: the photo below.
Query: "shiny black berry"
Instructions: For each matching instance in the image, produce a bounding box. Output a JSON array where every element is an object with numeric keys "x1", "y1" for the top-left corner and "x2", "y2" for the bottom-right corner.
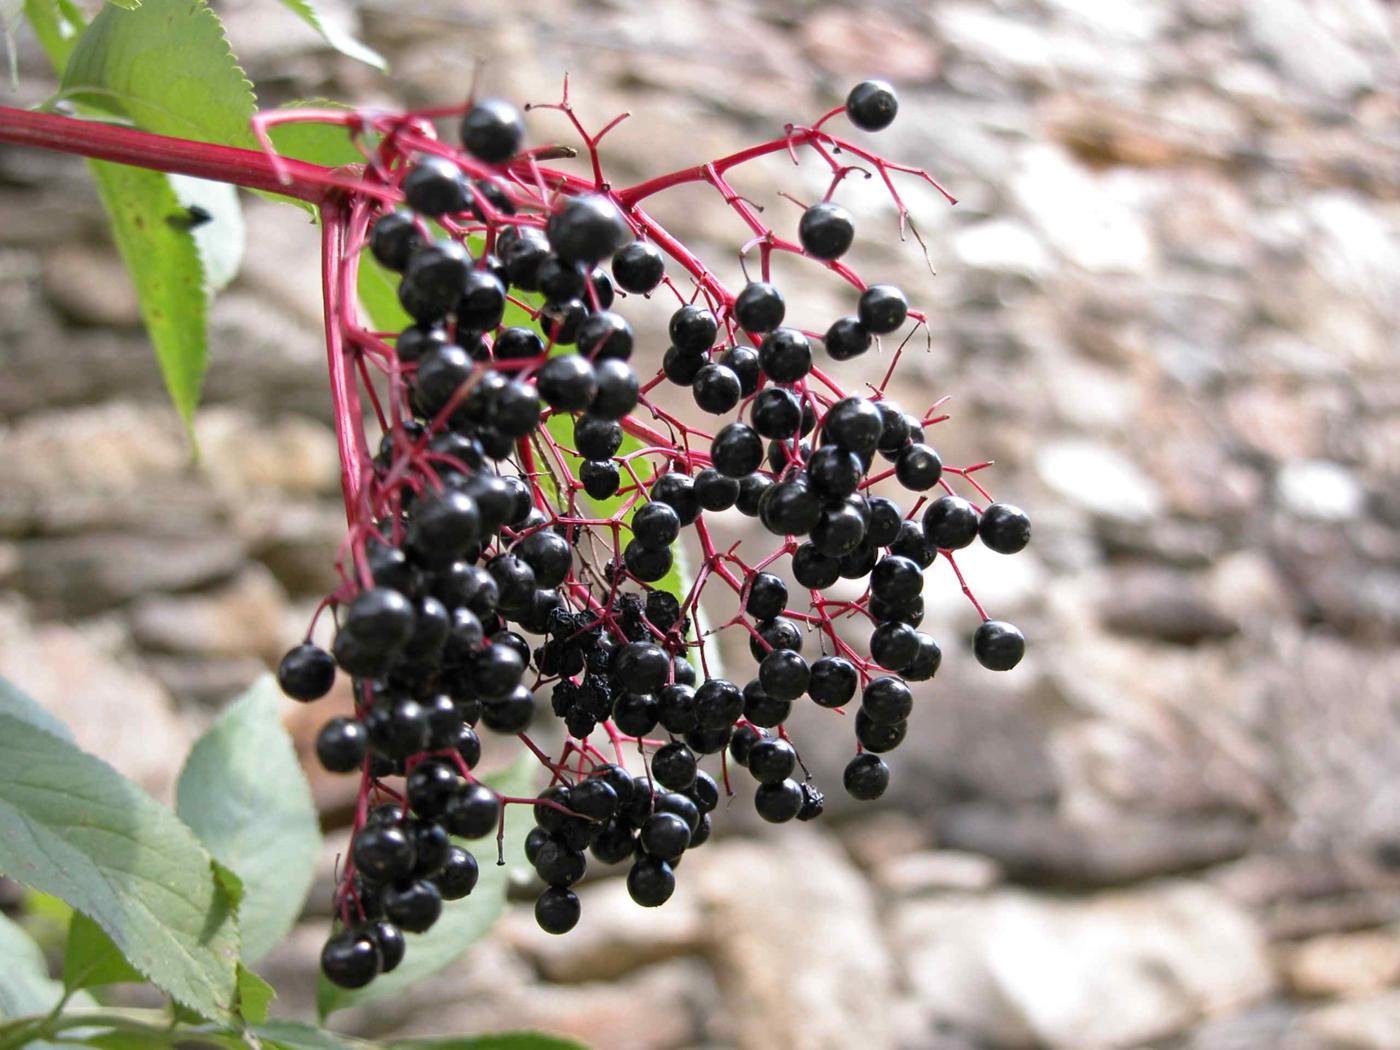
[
  {"x1": 979, "y1": 503, "x2": 1031, "y2": 554},
  {"x1": 612, "y1": 240, "x2": 665, "y2": 293},
  {"x1": 402, "y1": 156, "x2": 469, "y2": 216},
  {"x1": 799, "y1": 201, "x2": 855, "y2": 260},
  {"x1": 973, "y1": 620, "x2": 1025, "y2": 671},
  {"x1": 845, "y1": 80, "x2": 899, "y2": 131},
  {"x1": 843, "y1": 753, "x2": 890, "y2": 800},
  {"x1": 461, "y1": 98, "x2": 525, "y2": 163},
  {"x1": 321, "y1": 928, "x2": 381, "y2": 989},
  {"x1": 858, "y1": 284, "x2": 908, "y2": 334},
  {"x1": 734, "y1": 281, "x2": 785, "y2": 333},
  {"x1": 278, "y1": 642, "x2": 336, "y2": 701}
]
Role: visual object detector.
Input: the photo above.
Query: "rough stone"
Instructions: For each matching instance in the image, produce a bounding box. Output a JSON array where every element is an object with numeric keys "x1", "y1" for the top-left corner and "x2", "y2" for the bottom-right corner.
[
  {"x1": 893, "y1": 880, "x2": 1274, "y2": 1048},
  {"x1": 1097, "y1": 565, "x2": 1241, "y2": 645},
  {"x1": 16, "y1": 531, "x2": 246, "y2": 617},
  {"x1": 129, "y1": 565, "x2": 288, "y2": 661},
  {"x1": 1035, "y1": 439, "x2": 1165, "y2": 523},
  {"x1": 937, "y1": 805, "x2": 1255, "y2": 888},
  {"x1": 40, "y1": 245, "x2": 142, "y2": 328},
  {"x1": 693, "y1": 830, "x2": 897, "y2": 1050},
  {"x1": 1282, "y1": 926, "x2": 1400, "y2": 999},
  {"x1": 0, "y1": 599, "x2": 190, "y2": 798},
  {"x1": 501, "y1": 872, "x2": 705, "y2": 983},
  {"x1": 875, "y1": 850, "x2": 1004, "y2": 897},
  {"x1": 1302, "y1": 991, "x2": 1400, "y2": 1050}
]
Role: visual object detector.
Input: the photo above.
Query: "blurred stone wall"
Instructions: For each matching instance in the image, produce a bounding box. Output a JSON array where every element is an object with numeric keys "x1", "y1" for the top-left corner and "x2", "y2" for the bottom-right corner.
[{"x1": 1, "y1": 0, "x2": 1398, "y2": 1047}]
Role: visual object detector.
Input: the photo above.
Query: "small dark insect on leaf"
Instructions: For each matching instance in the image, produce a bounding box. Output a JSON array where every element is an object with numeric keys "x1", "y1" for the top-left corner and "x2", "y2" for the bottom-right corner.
[{"x1": 168, "y1": 205, "x2": 213, "y2": 230}]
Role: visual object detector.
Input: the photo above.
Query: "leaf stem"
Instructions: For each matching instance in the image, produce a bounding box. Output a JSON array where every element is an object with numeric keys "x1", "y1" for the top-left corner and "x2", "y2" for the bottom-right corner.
[{"x1": 0, "y1": 106, "x2": 339, "y2": 203}]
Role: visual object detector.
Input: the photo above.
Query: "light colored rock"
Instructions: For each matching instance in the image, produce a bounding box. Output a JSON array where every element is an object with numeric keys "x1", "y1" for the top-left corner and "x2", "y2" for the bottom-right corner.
[
  {"x1": 0, "y1": 599, "x2": 190, "y2": 798},
  {"x1": 1303, "y1": 991, "x2": 1400, "y2": 1050},
  {"x1": 16, "y1": 532, "x2": 247, "y2": 617},
  {"x1": 129, "y1": 564, "x2": 288, "y2": 661},
  {"x1": 893, "y1": 881, "x2": 1274, "y2": 1049},
  {"x1": 1011, "y1": 145, "x2": 1156, "y2": 274},
  {"x1": 1245, "y1": 0, "x2": 1376, "y2": 101},
  {"x1": 952, "y1": 219, "x2": 1053, "y2": 280},
  {"x1": 876, "y1": 850, "x2": 1003, "y2": 897},
  {"x1": 196, "y1": 408, "x2": 340, "y2": 497},
  {"x1": 693, "y1": 830, "x2": 897, "y2": 1050},
  {"x1": 1283, "y1": 926, "x2": 1400, "y2": 998},
  {"x1": 501, "y1": 871, "x2": 705, "y2": 983},
  {"x1": 1276, "y1": 459, "x2": 1366, "y2": 521},
  {"x1": 1035, "y1": 439, "x2": 1164, "y2": 523},
  {"x1": 40, "y1": 245, "x2": 141, "y2": 327}
]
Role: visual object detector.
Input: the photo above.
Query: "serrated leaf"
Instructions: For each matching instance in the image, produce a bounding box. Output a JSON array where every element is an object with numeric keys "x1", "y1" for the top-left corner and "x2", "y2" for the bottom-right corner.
[
  {"x1": 0, "y1": 709, "x2": 240, "y2": 1022},
  {"x1": 389, "y1": 1036, "x2": 590, "y2": 1050},
  {"x1": 106, "y1": 0, "x2": 142, "y2": 10},
  {"x1": 60, "y1": 0, "x2": 256, "y2": 149},
  {"x1": 53, "y1": 0, "x2": 258, "y2": 430},
  {"x1": 317, "y1": 754, "x2": 539, "y2": 1018},
  {"x1": 176, "y1": 677, "x2": 320, "y2": 965},
  {"x1": 234, "y1": 964, "x2": 274, "y2": 1026},
  {"x1": 63, "y1": 911, "x2": 144, "y2": 991},
  {"x1": 87, "y1": 159, "x2": 208, "y2": 432},
  {"x1": 274, "y1": 0, "x2": 385, "y2": 71},
  {"x1": 0, "y1": 676, "x2": 75, "y2": 743}
]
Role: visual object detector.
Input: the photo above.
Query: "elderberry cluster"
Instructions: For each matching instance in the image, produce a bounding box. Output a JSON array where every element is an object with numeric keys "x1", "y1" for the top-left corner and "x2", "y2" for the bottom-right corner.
[{"x1": 272, "y1": 78, "x2": 1032, "y2": 991}]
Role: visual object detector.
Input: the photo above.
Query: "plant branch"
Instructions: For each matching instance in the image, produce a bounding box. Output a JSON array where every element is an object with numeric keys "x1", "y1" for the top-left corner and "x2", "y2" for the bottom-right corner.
[{"x1": 0, "y1": 106, "x2": 339, "y2": 203}]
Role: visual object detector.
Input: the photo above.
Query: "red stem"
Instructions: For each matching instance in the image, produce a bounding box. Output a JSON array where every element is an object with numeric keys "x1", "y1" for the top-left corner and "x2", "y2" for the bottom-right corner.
[{"x1": 0, "y1": 106, "x2": 339, "y2": 203}]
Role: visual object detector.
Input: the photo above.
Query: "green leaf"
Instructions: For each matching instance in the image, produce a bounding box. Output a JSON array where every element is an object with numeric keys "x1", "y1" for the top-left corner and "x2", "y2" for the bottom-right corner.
[
  {"x1": 357, "y1": 255, "x2": 413, "y2": 334},
  {"x1": 0, "y1": 709, "x2": 240, "y2": 1022},
  {"x1": 1, "y1": 0, "x2": 22, "y2": 88},
  {"x1": 273, "y1": 0, "x2": 385, "y2": 71},
  {"x1": 87, "y1": 159, "x2": 208, "y2": 433},
  {"x1": 105, "y1": 0, "x2": 142, "y2": 10},
  {"x1": 20, "y1": 0, "x2": 84, "y2": 71},
  {"x1": 317, "y1": 754, "x2": 540, "y2": 1018},
  {"x1": 63, "y1": 912, "x2": 144, "y2": 991},
  {"x1": 54, "y1": 0, "x2": 258, "y2": 430},
  {"x1": 60, "y1": 0, "x2": 257, "y2": 149},
  {"x1": 0, "y1": 676, "x2": 74, "y2": 743},
  {"x1": 253, "y1": 1021, "x2": 367, "y2": 1050},
  {"x1": 389, "y1": 1036, "x2": 590, "y2": 1050},
  {"x1": 176, "y1": 677, "x2": 321, "y2": 965},
  {"x1": 266, "y1": 103, "x2": 362, "y2": 168},
  {"x1": 234, "y1": 964, "x2": 274, "y2": 1026},
  {"x1": 0, "y1": 910, "x2": 64, "y2": 1020},
  {"x1": 80, "y1": 1036, "x2": 169, "y2": 1050}
]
